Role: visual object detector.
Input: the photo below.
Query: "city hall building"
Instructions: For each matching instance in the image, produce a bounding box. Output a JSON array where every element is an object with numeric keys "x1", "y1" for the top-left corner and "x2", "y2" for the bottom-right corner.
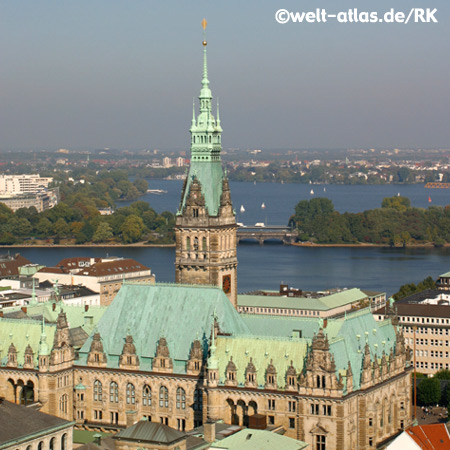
[{"x1": 0, "y1": 30, "x2": 413, "y2": 450}]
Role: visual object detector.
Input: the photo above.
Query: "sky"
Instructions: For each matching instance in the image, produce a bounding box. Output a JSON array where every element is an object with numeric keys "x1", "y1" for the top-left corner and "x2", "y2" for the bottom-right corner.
[{"x1": 1, "y1": 0, "x2": 449, "y2": 151}]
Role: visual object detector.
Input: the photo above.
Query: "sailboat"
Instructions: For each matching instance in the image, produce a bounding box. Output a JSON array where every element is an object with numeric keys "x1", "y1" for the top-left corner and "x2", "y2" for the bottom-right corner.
[
  {"x1": 428, "y1": 196, "x2": 432, "y2": 203},
  {"x1": 310, "y1": 189, "x2": 314, "y2": 195},
  {"x1": 240, "y1": 205, "x2": 245, "y2": 213},
  {"x1": 397, "y1": 192, "x2": 400, "y2": 197},
  {"x1": 323, "y1": 187, "x2": 326, "y2": 192},
  {"x1": 261, "y1": 202, "x2": 266, "y2": 209}
]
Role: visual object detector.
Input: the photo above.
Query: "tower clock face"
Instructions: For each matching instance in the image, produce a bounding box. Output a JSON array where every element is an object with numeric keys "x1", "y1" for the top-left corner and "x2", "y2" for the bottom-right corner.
[{"x1": 222, "y1": 275, "x2": 231, "y2": 294}]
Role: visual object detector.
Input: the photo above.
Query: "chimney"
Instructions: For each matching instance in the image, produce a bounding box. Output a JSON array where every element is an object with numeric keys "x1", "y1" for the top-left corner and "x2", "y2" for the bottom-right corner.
[
  {"x1": 84, "y1": 304, "x2": 89, "y2": 312},
  {"x1": 21, "y1": 306, "x2": 27, "y2": 314},
  {"x1": 323, "y1": 318, "x2": 328, "y2": 329},
  {"x1": 204, "y1": 421, "x2": 216, "y2": 443},
  {"x1": 126, "y1": 410, "x2": 137, "y2": 428}
]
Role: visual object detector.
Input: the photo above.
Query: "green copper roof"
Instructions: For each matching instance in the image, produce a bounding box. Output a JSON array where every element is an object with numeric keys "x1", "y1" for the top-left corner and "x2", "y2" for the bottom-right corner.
[
  {"x1": 215, "y1": 335, "x2": 308, "y2": 388},
  {"x1": 213, "y1": 429, "x2": 308, "y2": 450},
  {"x1": 178, "y1": 40, "x2": 225, "y2": 217},
  {"x1": 237, "y1": 288, "x2": 368, "y2": 311},
  {"x1": 5, "y1": 301, "x2": 107, "y2": 335},
  {"x1": 179, "y1": 162, "x2": 225, "y2": 216},
  {"x1": 325, "y1": 308, "x2": 397, "y2": 390},
  {"x1": 78, "y1": 283, "x2": 250, "y2": 371},
  {"x1": 241, "y1": 315, "x2": 320, "y2": 339},
  {"x1": 236, "y1": 308, "x2": 397, "y2": 391},
  {"x1": 0, "y1": 318, "x2": 55, "y2": 367}
]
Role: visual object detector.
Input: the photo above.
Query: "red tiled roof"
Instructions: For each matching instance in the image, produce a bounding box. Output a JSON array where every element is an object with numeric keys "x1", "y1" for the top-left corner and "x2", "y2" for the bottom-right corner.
[
  {"x1": 0, "y1": 254, "x2": 32, "y2": 278},
  {"x1": 75, "y1": 258, "x2": 150, "y2": 277},
  {"x1": 407, "y1": 424, "x2": 450, "y2": 449},
  {"x1": 37, "y1": 267, "x2": 70, "y2": 274},
  {"x1": 56, "y1": 257, "x2": 101, "y2": 269}
]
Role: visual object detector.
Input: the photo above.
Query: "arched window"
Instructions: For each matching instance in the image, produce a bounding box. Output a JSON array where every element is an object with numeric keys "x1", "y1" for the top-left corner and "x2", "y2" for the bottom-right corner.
[
  {"x1": 186, "y1": 237, "x2": 191, "y2": 251},
  {"x1": 176, "y1": 387, "x2": 186, "y2": 409},
  {"x1": 126, "y1": 383, "x2": 135, "y2": 405},
  {"x1": 159, "y1": 386, "x2": 169, "y2": 408},
  {"x1": 49, "y1": 437, "x2": 55, "y2": 450},
  {"x1": 142, "y1": 385, "x2": 152, "y2": 407},
  {"x1": 110, "y1": 381, "x2": 119, "y2": 403},
  {"x1": 202, "y1": 237, "x2": 207, "y2": 251},
  {"x1": 59, "y1": 394, "x2": 68, "y2": 414},
  {"x1": 94, "y1": 380, "x2": 102, "y2": 402},
  {"x1": 61, "y1": 434, "x2": 67, "y2": 450},
  {"x1": 209, "y1": 136, "x2": 211, "y2": 143},
  {"x1": 38, "y1": 442, "x2": 44, "y2": 450}
]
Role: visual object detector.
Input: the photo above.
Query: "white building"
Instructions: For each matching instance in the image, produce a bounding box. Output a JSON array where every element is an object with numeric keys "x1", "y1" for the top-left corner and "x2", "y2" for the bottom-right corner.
[{"x1": 0, "y1": 174, "x2": 53, "y2": 195}]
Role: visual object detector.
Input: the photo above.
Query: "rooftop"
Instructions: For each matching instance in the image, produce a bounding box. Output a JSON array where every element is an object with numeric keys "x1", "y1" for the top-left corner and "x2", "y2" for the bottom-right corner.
[
  {"x1": 114, "y1": 421, "x2": 186, "y2": 445},
  {"x1": 237, "y1": 288, "x2": 368, "y2": 311},
  {"x1": 406, "y1": 423, "x2": 450, "y2": 449},
  {"x1": 209, "y1": 429, "x2": 308, "y2": 450},
  {"x1": 0, "y1": 399, "x2": 72, "y2": 448},
  {"x1": 375, "y1": 302, "x2": 450, "y2": 319}
]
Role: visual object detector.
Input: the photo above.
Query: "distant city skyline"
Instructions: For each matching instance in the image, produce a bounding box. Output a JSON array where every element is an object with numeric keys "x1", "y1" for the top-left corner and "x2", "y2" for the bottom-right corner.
[{"x1": 1, "y1": 0, "x2": 449, "y2": 151}]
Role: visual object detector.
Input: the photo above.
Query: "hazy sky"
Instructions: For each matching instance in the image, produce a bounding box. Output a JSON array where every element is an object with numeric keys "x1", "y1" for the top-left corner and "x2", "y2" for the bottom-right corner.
[{"x1": 1, "y1": 0, "x2": 449, "y2": 151}]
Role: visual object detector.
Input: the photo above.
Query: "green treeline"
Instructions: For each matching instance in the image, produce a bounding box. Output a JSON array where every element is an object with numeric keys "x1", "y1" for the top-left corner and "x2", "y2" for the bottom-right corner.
[
  {"x1": 0, "y1": 170, "x2": 175, "y2": 245},
  {"x1": 392, "y1": 276, "x2": 436, "y2": 301},
  {"x1": 289, "y1": 196, "x2": 450, "y2": 246}
]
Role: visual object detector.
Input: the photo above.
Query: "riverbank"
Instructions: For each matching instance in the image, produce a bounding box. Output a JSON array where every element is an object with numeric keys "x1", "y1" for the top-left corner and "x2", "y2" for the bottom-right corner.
[
  {"x1": 0, "y1": 242, "x2": 176, "y2": 248},
  {"x1": 292, "y1": 242, "x2": 442, "y2": 248}
]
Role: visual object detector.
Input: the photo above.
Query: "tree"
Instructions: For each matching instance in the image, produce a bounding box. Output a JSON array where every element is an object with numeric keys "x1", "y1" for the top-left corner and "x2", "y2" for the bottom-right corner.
[
  {"x1": 0, "y1": 231, "x2": 15, "y2": 245},
  {"x1": 396, "y1": 167, "x2": 412, "y2": 183},
  {"x1": 92, "y1": 222, "x2": 114, "y2": 243},
  {"x1": 434, "y1": 369, "x2": 450, "y2": 380},
  {"x1": 36, "y1": 218, "x2": 53, "y2": 238},
  {"x1": 417, "y1": 377, "x2": 441, "y2": 406},
  {"x1": 393, "y1": 276, "x2": 436, "y2": 301},
  {"x1": 381, "y1": 196, "x2": 411, "y2": 211},
  {"x1": 120, "y1": 215, "x2": 145, "y2": 243},
  {"x1": 133, "y1": 178, "x2": 148, "y2": 194},
  {"x1": 53, "y1": 218, "x2": 71, "y2": 238}
]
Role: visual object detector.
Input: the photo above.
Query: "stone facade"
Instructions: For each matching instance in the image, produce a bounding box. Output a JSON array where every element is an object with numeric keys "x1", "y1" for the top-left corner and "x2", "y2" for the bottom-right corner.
[
  {"x1": 175, "y1": 177, "x2": 238, "y2": 308},
  {"x1": 203, "y1": 328, "x2": 412, "y2": 450},
  {"x1": 0, "y1": 299, "x2": 413, "y2": 450}
]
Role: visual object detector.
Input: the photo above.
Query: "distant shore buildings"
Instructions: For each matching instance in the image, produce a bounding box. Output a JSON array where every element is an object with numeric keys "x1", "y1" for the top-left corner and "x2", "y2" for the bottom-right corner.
[{"x1": 0, "y1": 174, "x2": 58, "y2": 212}]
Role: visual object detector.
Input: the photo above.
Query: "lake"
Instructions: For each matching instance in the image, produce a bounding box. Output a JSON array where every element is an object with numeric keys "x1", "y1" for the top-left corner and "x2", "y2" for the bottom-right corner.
[
  {"x1": 9, "y1": 244, "x2": 450, "y2": 297},
  {"x1": 122, "y1": 180, "x2": 449, "y2": 226},
  {"x1": 8, "y1": 181, "x2": 450, "y2": 297}
]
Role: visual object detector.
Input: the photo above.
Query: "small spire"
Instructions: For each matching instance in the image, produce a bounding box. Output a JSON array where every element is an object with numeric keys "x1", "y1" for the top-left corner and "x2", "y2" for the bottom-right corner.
[
  {"x1": 192, "y1": 99, "x2": 196, "y2": 126},
  {"x1": 216, "y1": 98, "x2": 221, "y2": 126}
]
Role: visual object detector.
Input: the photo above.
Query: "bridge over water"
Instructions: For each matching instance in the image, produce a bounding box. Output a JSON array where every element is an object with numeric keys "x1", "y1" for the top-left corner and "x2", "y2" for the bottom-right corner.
[{"x1": 237, "y1": 225, "x2": 298, "y2": 245}]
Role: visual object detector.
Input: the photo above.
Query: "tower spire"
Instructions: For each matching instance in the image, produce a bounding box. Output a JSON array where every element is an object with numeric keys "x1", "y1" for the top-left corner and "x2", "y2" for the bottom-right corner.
[{"x1": 202, "y1": 18, "x2": 209, "y2": 88}]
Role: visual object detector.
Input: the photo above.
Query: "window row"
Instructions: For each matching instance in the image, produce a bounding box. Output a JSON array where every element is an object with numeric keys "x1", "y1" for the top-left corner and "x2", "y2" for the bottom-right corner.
[
  {"x1": 93, "y1": 380, "x2": 195, "y2": 410},
  {"x1": 31, "y1": 434, "x2": 68, "y2": 450},
  {"x1": 310, "y1": 403, "x2": 332, "y2": 416}
]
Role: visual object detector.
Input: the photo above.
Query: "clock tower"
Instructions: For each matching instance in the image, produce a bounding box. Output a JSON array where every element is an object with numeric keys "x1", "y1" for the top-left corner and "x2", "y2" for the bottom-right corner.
[{"x1": 175, "y1": 21, "x2": 238, "y2": 308}]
